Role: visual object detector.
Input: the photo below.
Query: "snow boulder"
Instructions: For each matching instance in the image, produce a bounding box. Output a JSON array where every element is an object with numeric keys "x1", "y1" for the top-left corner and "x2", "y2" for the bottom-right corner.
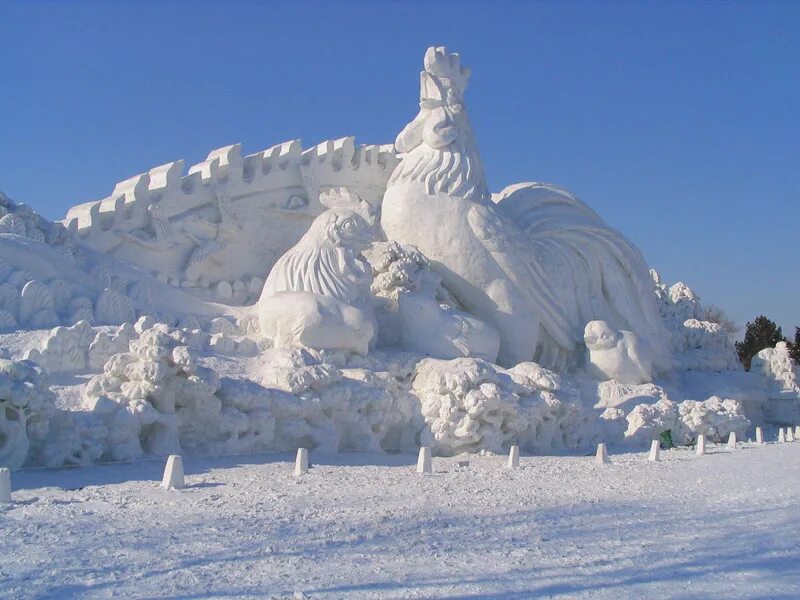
[
  {"x1": 751, "y1": 342, "x2": 800, "y2": 424},
  {"x1": 411, "y1": 358, "x2": 594, "y2": 455},
  {"x1": 625, "y1": 396, "x2": 750, "y2": 447},
  {"x1": 0, "y1": 358, "x2": 54, "y2": 469},
  {"x1": 83, "y1": 322, "x2": 222, "y2": 460}
]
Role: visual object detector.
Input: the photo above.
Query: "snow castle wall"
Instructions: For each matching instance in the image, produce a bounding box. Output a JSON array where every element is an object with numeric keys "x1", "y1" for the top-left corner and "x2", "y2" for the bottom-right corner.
[{"x1": 62, "y1": 138, "x2": 398, "y2": 305}]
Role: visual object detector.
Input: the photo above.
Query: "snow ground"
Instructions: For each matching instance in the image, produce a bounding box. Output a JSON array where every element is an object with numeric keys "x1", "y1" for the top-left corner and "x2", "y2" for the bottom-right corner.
[{"x1": 2, "y1": 440, "x2": 799, "y2": 599}]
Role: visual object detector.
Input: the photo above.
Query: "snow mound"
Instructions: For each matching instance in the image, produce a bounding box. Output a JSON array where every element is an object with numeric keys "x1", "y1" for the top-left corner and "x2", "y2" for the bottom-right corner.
[
  {"x1": 412, "y1": 358, "x2": 595, "y2": 455},
  {"x1": 626, "y1": 396, "x2": 750, "y2": 446},
  {"x1": 0, "y1": 358, "x2": 55, "y2": 469},
  {"x1": 84, "y1": 322, "x2": 222, "y2": 460},
  {"x1": 751, "y1": 342, "x2": 800, "y2": 424},
  {"x1": 651, "y1": 270, "x2": 740, "y2": 372}
]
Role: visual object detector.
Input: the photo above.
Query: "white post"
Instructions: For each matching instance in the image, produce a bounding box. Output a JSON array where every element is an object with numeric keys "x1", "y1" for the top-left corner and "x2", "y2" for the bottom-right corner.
[
  {"x1": 295, "y1": 448, "x2": 309, "y2": 475},
  {"x1": 417, "y1": 447, "x2": 432, "y2": 474},
  {"x1": 727, "y1": 431, "x2": 737, "y2": 449},
  {"x1": 778, "y1": 428, "x2": 786, "y2": 443},
  {"x1": 795, "y1": 425, "x2": 800, "y2": 440},
  {"x1": 648, "y1": 440, "x2": 660, "y2": 462},
  {"x1": 161, "y1": 454, "x2": 185, "y2": 490},
  {"x1": 595, "y1": 443, "x2": 609, "y2": 465},
  {"x1": 696, "y1": 434, "x2": 706, "y2": 456},
  {"x1": 787, "y1": 428, "x2": 795, "y2": 442},
  {"x1": 0, "y1": 467, "x2": 11, "y2": 503},
  {"x1": 507, "y1": 445, "x2": 520, "y2": 469},
  {"x1": 755, "y1": 426, "x2": 764, "y2": 445}
]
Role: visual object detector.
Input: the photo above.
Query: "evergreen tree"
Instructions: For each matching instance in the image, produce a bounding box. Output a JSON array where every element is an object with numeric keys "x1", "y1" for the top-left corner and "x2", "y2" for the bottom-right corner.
[
  {"x1": 735, "y1": 316, "x2": 785, "y2": 370},
  {"x1": 788, "y1": 326, "x2": 800, "y2": 363}
]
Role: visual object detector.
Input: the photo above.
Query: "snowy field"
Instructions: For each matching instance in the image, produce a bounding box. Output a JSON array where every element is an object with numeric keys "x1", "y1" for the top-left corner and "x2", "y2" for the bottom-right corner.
[{"x1": 2, "y1": 439, "x2": 799, "y2": 599}]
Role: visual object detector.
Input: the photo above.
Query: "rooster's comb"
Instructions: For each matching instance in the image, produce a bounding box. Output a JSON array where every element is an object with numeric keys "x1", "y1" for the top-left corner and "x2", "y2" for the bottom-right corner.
[{"x1": 423, "y1": 46, "x2": 471, "y2": 93}]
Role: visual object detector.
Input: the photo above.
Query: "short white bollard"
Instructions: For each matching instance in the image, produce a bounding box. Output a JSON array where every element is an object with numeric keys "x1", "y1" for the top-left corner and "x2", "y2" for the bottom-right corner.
[
  {"x1": 755, "y1": 426, "x2": 764, "y2": 445},
  {"x1": 0, "y1": 467, "x2": 11, "y2": 503},
  {"x1": 648, "y1": 440, "x2": 660, "y2": 462},
  {"x1": 727, "y1": 431, "x2": 737, "y2": 449},
  {"x1": 778, "y1": 428, "x2": 786, "y2": 443},
  {"x1": 161, "y1": 454, "x2": 185, "y2": 490},
  {"x1": 795, "y1": 425, "x2": 800, "y2": 440},
  {"x1": 416, "y1": 447, "x2": 432, "y2": 474},
  {"x1": 787, "y1": 428, "x2": 795, "y2": 442},
  {"x1": 595, "y1": 443, "x2": 609, "y2": 465},
  {"x1": 508, "y1": 445, "x2": 520, "y2": 469},
  {"x1": 696, "y1": 434, "x2": 706, "y2": 456},
  {"x1": 295, "y1": 448, "x2": 309, "y2": 475}
]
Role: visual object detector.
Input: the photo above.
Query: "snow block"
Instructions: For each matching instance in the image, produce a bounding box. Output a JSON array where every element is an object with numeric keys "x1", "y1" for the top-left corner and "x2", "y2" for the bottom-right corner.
[
  {"x1": 727, "y1": 431, "x2": 737, "y2": 449},
  {"x1": 295, "y1": 448, "x2": 309, "y2": 475},
  {"x1": 795, "y1": 426, "x2": 800, "y2": 440},
  {"x1": 787, "y1": 428, "x2": 795, "y2": 442},
  {"x1": 696, "y1": 434, "x2": 706, "y2": 456},
  {"x1": 595, "y1": 443, "x2": 609, "y2": 465},
  {"x1": 0, "y1": 467, "x2": 10, "y2": 503},
  {"x1": 161, "y1": 454, "x2": 185, "y2": 489},
  {"x1": 778, "y1": 429, "x2": 786, "y2": 443},
  {"x1": 648, "y1": 440, "x2": 660, "y2": 462},
  {"x1": 417, "y1": 447, "x2": 432, "y2": 474},
  {"x1": 755, "y1": 426, "x2": 764, "y2": 445},
  {"x1": 508, "y1": 445, "x2": 520, "y2": 469}
]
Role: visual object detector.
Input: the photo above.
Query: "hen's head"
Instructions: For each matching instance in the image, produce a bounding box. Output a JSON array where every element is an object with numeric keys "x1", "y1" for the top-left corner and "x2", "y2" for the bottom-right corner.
[{"x1": 305, "y1": 207, "x2": 374, "y2": 253}]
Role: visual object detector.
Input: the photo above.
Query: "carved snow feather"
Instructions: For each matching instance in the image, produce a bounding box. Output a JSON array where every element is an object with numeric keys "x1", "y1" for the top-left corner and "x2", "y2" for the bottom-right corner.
[
  {"x1": 19, "y1": 280, "x2": 57, "y2": 326},
  {"x1": 95, "y1": 288, "x2": 136, "y2": 325}
]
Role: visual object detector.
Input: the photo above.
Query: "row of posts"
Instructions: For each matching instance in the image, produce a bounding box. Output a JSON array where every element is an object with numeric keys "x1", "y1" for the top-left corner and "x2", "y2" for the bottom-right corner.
[{"x1": 1, "y1": 425, "x2": 798, "y2": 500}]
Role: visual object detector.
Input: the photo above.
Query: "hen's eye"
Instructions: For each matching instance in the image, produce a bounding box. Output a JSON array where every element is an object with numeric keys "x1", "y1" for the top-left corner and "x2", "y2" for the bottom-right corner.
[{"x1": 342, "y1": 219, "x2": 356, "y2": 232}]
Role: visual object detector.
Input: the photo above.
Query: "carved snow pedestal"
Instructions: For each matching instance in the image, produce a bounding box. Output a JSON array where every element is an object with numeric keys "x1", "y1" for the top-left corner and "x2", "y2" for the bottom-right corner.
[{"x1": 0, "y1": 45, "x2": 790, "y2": 470}]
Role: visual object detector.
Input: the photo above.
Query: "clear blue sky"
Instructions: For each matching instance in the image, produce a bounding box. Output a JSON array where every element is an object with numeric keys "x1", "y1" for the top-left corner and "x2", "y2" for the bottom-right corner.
[{"x1": 2, "y1": 1, "x2": 798, "y2": 337}]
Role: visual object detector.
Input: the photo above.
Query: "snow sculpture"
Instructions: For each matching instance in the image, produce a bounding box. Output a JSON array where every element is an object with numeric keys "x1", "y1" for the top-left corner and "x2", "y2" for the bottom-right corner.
[
  {"x1": 63, "y1": 140, "x2": 398, "y2": 305},
  {"x1": 750, "y1": 342, "x2": 800, "y2": 424},
  {"x1": 382, "y1": 46, "x2": 671, "y2": 370},
  {"x1": 0, "y1": 192, "x2": 216, "y2": 330},
  {"x1": 25, "y1": 320, "x2": 95, "y2": 373},
  {"x1": 752, "y1": 342, "x2": 800, "y2": 395},
  {"x1": 584, "y1": 320, "x2": 654, "y2": 385},
  {"x1": 0, "y1": 44, "x2": 792, "y2": 470},
  {"x1": 397, "y1": 293, "x2": 500, "y2": 362},
  {"x1": 625, "y1": 396, "x2": 750, "y2": 446},
  {"x1": 411, "y1": 357, "x2": 595, "y2": 455},
  {"x1": 257, "y1": 197, "x2": 377, "y2": 355},
  {"x1": 365, "y1": 241, "x2": 500, "y2": 361},
  {"x1": 0, "y1": 358, "x2": 54, "y2": 469},
  {"x1": 83, "y1": 322, "x2": 222, "y2": 460},
  {"x1": 652, "y1": 271, "x2": 740, "y2": 372}
]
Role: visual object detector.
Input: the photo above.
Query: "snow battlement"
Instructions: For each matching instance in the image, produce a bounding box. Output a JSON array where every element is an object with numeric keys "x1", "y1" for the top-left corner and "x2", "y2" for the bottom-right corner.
[{"x1": 62, "y1": 137, "x2": 398, "y2": 236}]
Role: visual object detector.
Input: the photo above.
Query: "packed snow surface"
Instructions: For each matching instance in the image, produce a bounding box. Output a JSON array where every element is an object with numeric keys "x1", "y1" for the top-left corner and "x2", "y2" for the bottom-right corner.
[{"x1": 2, "y1": 439, "x2": 799, "y2": 599}]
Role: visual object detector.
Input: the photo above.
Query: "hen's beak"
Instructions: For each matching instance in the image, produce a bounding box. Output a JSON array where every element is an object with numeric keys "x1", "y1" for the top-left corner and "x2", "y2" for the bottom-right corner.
[{"x1": 351, "y1": 228, "x2": 375, "y2": 249}]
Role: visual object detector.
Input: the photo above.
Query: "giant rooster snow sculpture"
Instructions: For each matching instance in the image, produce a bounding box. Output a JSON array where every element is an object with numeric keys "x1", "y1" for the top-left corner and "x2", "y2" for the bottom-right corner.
[{"x1": 381, "y1": 47, "x2": 672, "y2": 371}]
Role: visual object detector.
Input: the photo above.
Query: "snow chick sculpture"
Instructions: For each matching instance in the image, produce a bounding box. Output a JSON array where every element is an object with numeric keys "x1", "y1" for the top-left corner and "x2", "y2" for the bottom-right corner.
[{"x1": 0, "y1": 46, "x2": 784, "y2": 471}]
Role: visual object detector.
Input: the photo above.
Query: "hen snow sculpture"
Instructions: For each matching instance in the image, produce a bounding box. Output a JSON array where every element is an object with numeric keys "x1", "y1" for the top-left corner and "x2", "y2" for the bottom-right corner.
[
  {"x1": 257, "y1": 193, "x2": 376, "y2": 355},
  {"x1": 583, "y1": 320, "x2": 654, "y2": 385},
  {"x1": 381, "y1": 46, "x2": 671, "y2": 370}
]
